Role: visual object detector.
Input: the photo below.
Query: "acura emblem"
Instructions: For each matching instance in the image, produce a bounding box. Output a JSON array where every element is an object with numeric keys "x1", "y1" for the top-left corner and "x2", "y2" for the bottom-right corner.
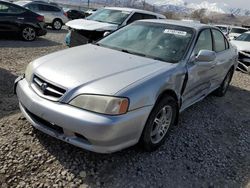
[{"x1": 41, "y1": 83, "x2": 48, "y2": 92}]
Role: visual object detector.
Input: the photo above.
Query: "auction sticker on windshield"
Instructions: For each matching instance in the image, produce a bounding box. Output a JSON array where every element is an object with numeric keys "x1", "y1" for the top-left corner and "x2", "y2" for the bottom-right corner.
[{"x1": 164, "y1": 29, "x2": 187, "y2": 36}]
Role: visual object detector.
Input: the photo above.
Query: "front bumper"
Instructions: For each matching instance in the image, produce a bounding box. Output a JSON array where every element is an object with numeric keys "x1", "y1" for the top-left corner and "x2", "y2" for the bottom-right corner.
[
  {"x1": 36, "y1": 22, "x2": 47, "y2": 36},
  {"x1": 238, "y1": 51, "x2": 250, "y2": 74},
  {"x1": 15, "y1": 78, "x2": 151, "y2": 153}
]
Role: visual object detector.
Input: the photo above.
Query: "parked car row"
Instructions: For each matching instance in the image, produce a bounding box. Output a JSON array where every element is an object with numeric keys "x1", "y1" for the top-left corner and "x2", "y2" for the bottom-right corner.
[
  {"x1": 15, "y1": 1, "x2": 68, "y2": 30},
  {"x1": 0, "y1": 0, "x2": 47, "y2": 41},
  {"x1": 215, "y1": 24, "x2": 249, "y2": 40}
]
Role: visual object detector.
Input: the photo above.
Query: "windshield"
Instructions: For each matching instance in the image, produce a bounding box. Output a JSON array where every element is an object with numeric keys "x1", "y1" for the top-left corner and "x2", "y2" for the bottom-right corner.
[
  {"x1": 86, "y1": 9, "x2": 131, "y2": 25},
  {"x1": 235, "y1": 33, "x2": 250, "y2": 42},
  {"x1": 230, "y1": 28, "x2": 248, "y2": 34},
  {"x1": 97, "y1": 22, "x2": 194, "y2": 63}
]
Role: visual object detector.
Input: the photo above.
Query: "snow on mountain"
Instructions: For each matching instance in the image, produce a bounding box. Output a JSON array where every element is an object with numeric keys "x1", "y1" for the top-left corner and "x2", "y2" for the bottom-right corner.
[
  {"x1": 187, "y1": 1, "x2": 228, "y2": 14},
  {"x1": 146, "y1": 0, "x2": 185, "y2": 6},
  {"x1": 52, "y1": 0, "x2": 250, "y2": 16}
]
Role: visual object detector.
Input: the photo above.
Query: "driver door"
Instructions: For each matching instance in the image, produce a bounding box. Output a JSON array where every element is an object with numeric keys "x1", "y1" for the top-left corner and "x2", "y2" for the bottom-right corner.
[{"x1": 182, "y1": 29, "x2": 217, "y2": 109}]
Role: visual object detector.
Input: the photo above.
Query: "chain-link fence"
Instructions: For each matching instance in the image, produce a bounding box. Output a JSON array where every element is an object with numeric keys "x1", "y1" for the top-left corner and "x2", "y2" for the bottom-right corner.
[{"x1": 50, "y1": 0, "x2": 156, "y2": 12}]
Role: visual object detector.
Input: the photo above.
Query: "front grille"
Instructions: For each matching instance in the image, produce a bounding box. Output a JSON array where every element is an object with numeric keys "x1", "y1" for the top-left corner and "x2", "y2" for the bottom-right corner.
[
  {"x1": 242, "y1": 50, "x2": 250, "y2": 55},
  {"x1": 32, "y1": 75, "x2": 66, "y2": 101},
  {"x1": 23, "y1": 106, "x2": 64, "y2": 134},
  {"x1": 23, "y1": 106, "x2": 90, "y2": 144}
]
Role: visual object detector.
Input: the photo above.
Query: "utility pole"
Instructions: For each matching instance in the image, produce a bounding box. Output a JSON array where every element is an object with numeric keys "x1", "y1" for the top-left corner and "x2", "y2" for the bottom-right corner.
[{"x1": 88, "y1": 0, "x2": 90, "y2": 8}]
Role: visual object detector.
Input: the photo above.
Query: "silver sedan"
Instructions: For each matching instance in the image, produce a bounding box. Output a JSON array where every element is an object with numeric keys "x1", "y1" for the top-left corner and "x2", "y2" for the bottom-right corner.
[{"x1": 15, "y1": 20, "x2": 238, "y2": 153}]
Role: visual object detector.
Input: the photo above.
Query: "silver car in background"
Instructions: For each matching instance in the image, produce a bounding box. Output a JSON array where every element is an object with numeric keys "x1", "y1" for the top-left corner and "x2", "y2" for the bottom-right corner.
[
  {"x1": 15, "y1": 20, "x2": 238, "y2": 153},
  {"x1": 15, "y1": 1, "x2": 68, "y2": 30}
]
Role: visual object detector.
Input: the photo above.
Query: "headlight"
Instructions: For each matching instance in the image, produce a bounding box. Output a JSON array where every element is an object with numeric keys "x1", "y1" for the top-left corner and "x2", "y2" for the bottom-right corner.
[
  {"x1": 69, "y1": 95, "x2": 129, "y2": 115},
  {"x1": 25, "y1": 62, "x2": 33, "y2": 82}
]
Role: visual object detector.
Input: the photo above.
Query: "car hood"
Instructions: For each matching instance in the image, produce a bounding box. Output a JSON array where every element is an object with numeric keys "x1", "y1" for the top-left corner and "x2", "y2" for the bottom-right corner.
[
  {"x1": 65, "y1": 19, "x2": 118, "y2": 31},
  {"x1": 230, "y1": 40, "x2": 250, "y2": 51},
  {"x1": 229, "y1": 33, "x2": 241, "y2": 39},
  {"x1": 32, "y1": 44, "x2": 173, "y2": 96}
]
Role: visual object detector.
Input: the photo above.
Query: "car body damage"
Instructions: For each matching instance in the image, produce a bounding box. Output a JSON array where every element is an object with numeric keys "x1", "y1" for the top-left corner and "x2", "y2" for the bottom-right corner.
[
  {"x1": 65, "y1": 7, "x2": 166, "y2": 47},
  {"x1": 231, "y1": 32, "x2": 250, "y2": 74},
  {"x1": 66, "y1": 19, "x2": 118, "y2": 46},
  {"x1": 238, "y1": 51, "x2": 250, "y2": 74}
]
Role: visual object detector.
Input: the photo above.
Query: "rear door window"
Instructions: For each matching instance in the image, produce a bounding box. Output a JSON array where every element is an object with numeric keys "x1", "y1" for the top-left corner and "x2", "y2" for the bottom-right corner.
[
  {"x1": 47, "y1": 5, "x2": 61, "y2": 12},
  {"x1": 212, "y1": 29, "x2": 226, "y2": 52},
  {"x1": 37, "y1": 4, "x2": 60, "y2": 12}
]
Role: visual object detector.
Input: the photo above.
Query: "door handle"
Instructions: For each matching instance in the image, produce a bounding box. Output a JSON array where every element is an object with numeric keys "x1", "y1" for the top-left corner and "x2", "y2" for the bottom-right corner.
[{"x1": 17, "y1": 17, "x2": 24, "y2": 20}]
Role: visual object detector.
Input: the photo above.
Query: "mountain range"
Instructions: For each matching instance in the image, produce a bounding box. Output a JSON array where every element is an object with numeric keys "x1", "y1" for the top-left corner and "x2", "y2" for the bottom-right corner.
[{"x1": 53, "y1": 0, "x2": 250, "y2": 16}]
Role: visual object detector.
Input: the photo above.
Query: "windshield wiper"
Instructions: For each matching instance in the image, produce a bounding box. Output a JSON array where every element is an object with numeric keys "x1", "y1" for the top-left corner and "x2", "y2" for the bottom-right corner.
[{"x1": 120, "y1": 49, "x2": 146, "y2": 57}]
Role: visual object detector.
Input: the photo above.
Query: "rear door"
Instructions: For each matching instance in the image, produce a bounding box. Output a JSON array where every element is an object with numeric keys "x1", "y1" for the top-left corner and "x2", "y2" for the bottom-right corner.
[
  {"x1": 211, "y1": 29, "x2": 232, "y2": 88},
  {"x1": 0, "y1": 2, "x2": 26, "y2": 32},
  {"x1": 37, "y1": 4, "x2": 61, "y2": 23},
  {"x1": 182, "y1": 29, "x2": 216, "y2": 109}
]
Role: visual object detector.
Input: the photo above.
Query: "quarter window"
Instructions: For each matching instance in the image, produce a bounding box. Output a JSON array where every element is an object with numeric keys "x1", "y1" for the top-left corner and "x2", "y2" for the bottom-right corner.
[
  {"x1": 37, "y1": 4, "x2": 60, "y2": 12},
  {"x1": 212, "y1": 29, "x2": 226, "y2": 52},
  {"x1": 194, "y1": 29, "x2": 213, "y2": 55}
]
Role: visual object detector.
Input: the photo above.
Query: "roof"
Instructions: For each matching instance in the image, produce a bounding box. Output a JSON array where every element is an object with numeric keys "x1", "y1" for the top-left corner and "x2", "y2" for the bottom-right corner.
[
  {"x1": 15, "y1": 0, "x2": 59, "y2": 6},
  {"x1": 104, "y1": 7, "x2": 165, "y2": 18},
  {"x1": 139, "y1": 19, "x2": 212, "y2": 30},
  {"x1": 215, "y1": 24, "x2": 229, "y2": 27}
]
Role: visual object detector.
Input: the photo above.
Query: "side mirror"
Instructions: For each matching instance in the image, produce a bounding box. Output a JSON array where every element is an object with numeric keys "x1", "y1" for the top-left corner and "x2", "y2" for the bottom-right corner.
[
  {"x1": 195, "y1": 50, "x2": 216, "y2": 62},
  {"x1": 103, "y1": 31, "x2": 110, "y2": 37}
]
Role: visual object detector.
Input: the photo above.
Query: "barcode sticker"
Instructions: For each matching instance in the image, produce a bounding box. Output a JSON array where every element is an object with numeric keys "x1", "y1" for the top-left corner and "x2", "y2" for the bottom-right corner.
[{"x1": 164, "y1": 29, "x2": 187, "y2": 36}]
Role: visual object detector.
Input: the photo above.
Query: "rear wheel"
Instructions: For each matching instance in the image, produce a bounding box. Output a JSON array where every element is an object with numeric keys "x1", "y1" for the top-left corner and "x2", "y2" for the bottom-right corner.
[
  {"x1": 214, "y1": 69, "x2": 234, "y2": 97},
  {"x1": 52, "y1": 19, "x2": 62, "y2": 30},
  {"x1": 140, "y1": 96, "x2": 178, "y2": 151},
  {"x1": 21, "y1": 26, "x2": 36, "y2": 41}
]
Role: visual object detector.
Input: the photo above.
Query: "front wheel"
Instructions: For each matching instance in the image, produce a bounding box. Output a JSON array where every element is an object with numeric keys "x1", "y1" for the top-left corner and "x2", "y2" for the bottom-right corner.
[
  {"x1": 214, "y1": 69, "x2": 234, "y2": 97},
  {"x1": 21, "y1": 26, "x2": 36, "y2": 41},
  {"x1": 140, "y1": 96, "x2": 178, "y2": 151}
]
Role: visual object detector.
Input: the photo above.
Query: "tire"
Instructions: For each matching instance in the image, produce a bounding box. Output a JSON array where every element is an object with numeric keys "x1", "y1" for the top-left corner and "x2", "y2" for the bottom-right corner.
[
  {"x1": 52, "y1": 19, "x2": 62, "y2": 30},
  {"x1": 140, "y1": 96, "x2": 178, "y2": 151},
  {"x1": 21, "y1": 26, "x2": 36, "y2": 41},
  {"x1": 214, "y1": 69, "x2": 234, "y2": 97}
]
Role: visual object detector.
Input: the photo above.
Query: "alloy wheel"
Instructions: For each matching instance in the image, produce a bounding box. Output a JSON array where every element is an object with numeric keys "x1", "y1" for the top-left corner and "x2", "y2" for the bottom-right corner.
[
  {"x1": 22, "y1": 27, "x2": 36, "y2": 41},
  {"x1": 53, "y1": 20, "x2": 62, "y2": 30},
  {"x1": 150, "y1": 105, "x2": 173, "y2": 144}
]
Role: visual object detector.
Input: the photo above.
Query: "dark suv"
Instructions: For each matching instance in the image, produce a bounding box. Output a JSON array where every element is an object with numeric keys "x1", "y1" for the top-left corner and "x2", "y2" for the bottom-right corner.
[
  {"x1": 0, "y1": 1, "x2": 47, "y2": 41},
  {"x1": 16, "y1": 1, "x2": 68, "y2": 30}
]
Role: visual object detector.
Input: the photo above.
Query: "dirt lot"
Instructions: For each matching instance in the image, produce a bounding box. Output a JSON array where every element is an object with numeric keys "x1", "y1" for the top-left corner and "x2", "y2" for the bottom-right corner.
[{"x1": 0, "y1": 29, "x2": 250, "y2": 188}]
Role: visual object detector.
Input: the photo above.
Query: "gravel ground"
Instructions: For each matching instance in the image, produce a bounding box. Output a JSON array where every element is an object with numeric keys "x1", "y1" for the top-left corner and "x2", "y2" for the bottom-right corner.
[{"x1": 0, "y1": 28, "x2": 250, "y2": 188}]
